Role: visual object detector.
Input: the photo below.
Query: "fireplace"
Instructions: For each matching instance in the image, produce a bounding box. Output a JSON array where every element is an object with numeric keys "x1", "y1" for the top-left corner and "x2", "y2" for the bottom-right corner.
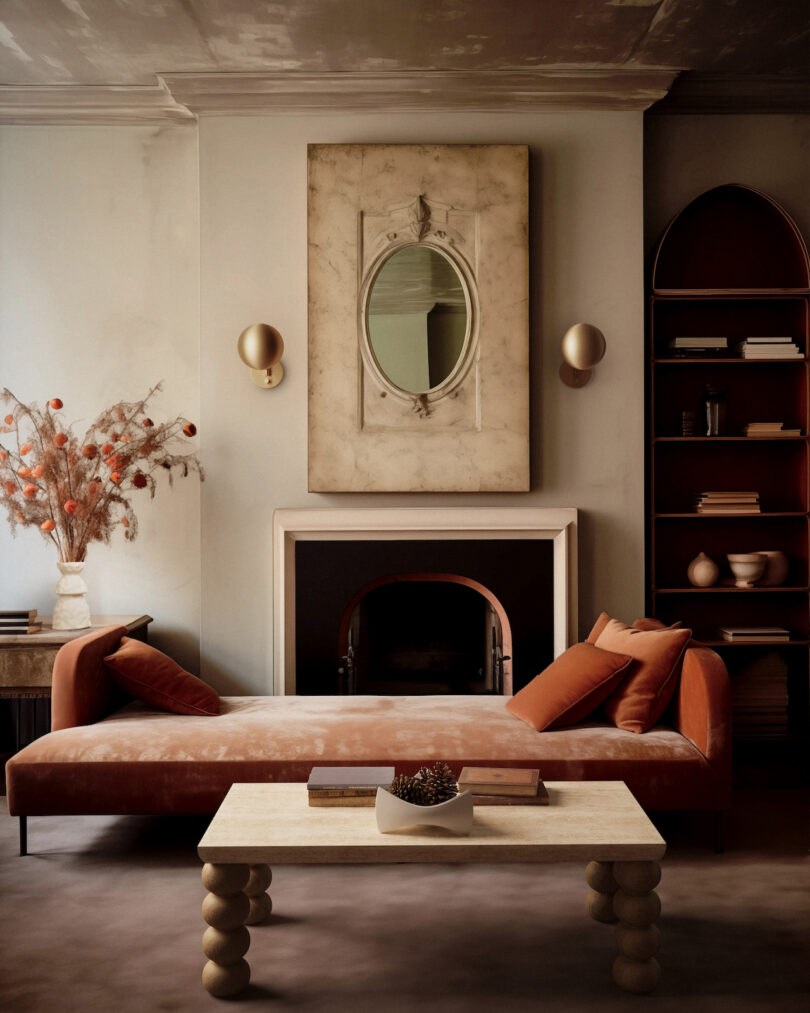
[
  {"x1": 337, "y1": 573, "x2": 512, "y2": 695},
  {"x1": 273, "y1": 508, "x2": 578, "y2": 696}
]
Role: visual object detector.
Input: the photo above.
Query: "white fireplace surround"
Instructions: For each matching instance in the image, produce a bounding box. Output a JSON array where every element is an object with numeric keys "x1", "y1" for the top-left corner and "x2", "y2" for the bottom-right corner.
[{"x1": 273, "y1": 507, "x2": 578, "y2": 696}]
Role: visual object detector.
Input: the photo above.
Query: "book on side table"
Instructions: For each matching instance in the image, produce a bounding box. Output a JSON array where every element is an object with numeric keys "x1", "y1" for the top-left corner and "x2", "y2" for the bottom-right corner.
[
  {"x1": 458, "y1": 766, "x2": 549, "y2": 805},
  {"x1": 307, "y1": 766, "x2": 396, "y2": 806}
]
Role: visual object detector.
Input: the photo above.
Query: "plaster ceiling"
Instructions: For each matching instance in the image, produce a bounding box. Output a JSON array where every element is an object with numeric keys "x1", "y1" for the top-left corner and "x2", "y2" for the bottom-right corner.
[{"x1": 0, "y1": 1, "x2": 806, "y2": 118}]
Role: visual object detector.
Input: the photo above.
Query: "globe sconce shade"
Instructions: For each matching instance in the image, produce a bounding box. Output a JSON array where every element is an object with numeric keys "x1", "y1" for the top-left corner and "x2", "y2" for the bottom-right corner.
[
  {"x1": 237, "y1": 323, "x2": 285, "y2": 389},
  {"x1": 559, "y1": 323, "x2": 606, "y2": 388}
]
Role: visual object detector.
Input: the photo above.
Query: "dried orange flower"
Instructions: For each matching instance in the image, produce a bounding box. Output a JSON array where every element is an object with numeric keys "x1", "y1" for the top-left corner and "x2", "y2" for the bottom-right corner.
[
  {"x1": 183, "y1": 422, "x2": 197, "y2": 437},
  {"x1": 1, "y1": 384, "x2": 201, "y2": 560}
]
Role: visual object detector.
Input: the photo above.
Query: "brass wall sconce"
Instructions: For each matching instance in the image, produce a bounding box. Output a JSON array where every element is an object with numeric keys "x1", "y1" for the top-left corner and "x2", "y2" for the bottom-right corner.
[
  {"x1": 237, "y1": 323, "x2": 285, "y2": 388},
  {"x1": 559, "y1": 323, "x2": 606, "y2": 388}
]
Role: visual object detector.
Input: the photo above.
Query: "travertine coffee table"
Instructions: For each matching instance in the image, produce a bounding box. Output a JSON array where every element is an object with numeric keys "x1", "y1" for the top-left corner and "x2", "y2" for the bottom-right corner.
[{"x1": 198, "y1": 781, "x2": 665, "y2": 998}]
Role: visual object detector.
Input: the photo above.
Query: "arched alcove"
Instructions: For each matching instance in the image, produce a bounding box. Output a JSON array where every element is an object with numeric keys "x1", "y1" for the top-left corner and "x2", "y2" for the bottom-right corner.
[
  {"x1": 337, "y1": 572, "x2": 514, "y2": 696},
  {"x1": 653, "y1": 184, "x2": 810, "y2": 292}
]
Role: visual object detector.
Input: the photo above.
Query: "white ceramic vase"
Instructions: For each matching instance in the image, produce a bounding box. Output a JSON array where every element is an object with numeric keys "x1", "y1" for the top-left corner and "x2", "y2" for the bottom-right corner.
[
  {"x1": 754, "y1": 550, "x2": 789, "y2": 587},
  {"x1": 686, "y1": 551, "x2": 719, "y2": 587},
  {"x1": 375, "y1": 788, "x2": 474, "y2": 835},
  {"x1": 52, "y1": 561, "x2": 91, "y2": 631}
]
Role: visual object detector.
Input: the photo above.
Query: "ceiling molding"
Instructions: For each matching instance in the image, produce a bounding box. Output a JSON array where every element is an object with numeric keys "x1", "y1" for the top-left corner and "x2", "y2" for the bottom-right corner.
[
  {"x1": 648, "y1": 74, "x2": 810, "y2": 115},
  {"x1": 0, "y1": 83, "x2": 194, "y2": 125},
  {"x1": 160, "y1": 69, "x2": 678, "y2": 115}
]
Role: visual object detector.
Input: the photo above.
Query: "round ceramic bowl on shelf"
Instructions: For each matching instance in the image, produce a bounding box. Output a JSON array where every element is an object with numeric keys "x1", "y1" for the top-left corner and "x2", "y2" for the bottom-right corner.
[{"x1": 727, "y1": 553, "x2": 767, "y2": 588}]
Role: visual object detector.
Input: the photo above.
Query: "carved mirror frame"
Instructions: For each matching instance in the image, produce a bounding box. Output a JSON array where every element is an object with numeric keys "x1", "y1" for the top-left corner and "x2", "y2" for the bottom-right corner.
[{"x1": 308, "y1": 143, "x2": 529, "y2": 492}]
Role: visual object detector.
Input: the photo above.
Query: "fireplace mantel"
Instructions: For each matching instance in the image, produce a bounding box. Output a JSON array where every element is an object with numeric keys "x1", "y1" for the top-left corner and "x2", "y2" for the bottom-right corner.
[{"x1": 273, "y1": 507, "x2": 578, "y2": 696}]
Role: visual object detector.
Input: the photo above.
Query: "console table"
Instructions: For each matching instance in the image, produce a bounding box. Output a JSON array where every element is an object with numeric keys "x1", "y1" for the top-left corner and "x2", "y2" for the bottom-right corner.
[{"x1": 0, "y1": 614, "x2": 152, "y2": 752}]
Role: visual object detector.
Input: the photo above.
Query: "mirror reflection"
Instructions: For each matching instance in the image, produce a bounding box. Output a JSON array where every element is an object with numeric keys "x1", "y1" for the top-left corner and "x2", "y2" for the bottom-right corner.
[{"x1": 367, "y1": 245, "x2": 468, "y2": 393}]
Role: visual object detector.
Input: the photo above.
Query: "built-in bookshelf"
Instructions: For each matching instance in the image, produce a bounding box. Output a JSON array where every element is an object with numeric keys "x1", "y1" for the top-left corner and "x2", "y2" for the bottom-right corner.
[{"x1": 647, "y1": 184, "x2": 810, "y2": 757}]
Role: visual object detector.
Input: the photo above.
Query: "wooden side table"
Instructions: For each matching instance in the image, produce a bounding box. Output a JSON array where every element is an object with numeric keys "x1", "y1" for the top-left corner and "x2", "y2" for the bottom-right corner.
[{"x1": 0, "y1": 614, "x2": 152, "y2": 753}]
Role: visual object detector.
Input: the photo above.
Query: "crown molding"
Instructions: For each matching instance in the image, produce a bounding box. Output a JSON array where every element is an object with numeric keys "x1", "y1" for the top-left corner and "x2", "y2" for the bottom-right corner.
[
  {"x1": 160, "y1": 69, "x2": 678, "y2": 114},
  {"x1": 648, "y1": 74, "x2": 810, "y2": 115},
  {"x1": 0, "y1": 82, "x2": 194, "y2": 125}
]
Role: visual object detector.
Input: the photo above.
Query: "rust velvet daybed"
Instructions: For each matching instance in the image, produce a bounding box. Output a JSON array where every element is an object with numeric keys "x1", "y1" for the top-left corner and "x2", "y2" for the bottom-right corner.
[{"x1": 6, "y1": 624, "x2": 732, "y2": 853}]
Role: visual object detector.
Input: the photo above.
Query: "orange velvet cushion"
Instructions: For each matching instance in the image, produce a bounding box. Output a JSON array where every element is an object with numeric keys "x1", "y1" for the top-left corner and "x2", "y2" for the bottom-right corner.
[
  {"x1": 596, "y1": 618, "x2": 692, "y2": 733},
  {"x1": 506, "y1": 642, "x2": 633, "y2": 731},
  {"x1": 587, "y1": 611, "x2": 682, "y2": 643},
  {"x1": 104, "y1": 638, "x2": 220, "y2": 716}
]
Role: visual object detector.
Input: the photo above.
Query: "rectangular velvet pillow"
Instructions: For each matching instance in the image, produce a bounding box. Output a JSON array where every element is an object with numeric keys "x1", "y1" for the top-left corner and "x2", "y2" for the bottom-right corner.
[
  {"x1": 104, "y1": 637, "x2": 220, "y2": 716},
  {"x1": 506, "y1": 641, "x2": 633, "y2": 731},
  {"x1": 595, "y1": 618, "x2": 692, "y2": 733}
]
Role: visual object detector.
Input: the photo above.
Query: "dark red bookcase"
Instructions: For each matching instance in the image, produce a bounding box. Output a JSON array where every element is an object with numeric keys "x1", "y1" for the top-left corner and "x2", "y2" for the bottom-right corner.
[{"x1": 648, "y1": 184, "x2": 810, "y2": 758}]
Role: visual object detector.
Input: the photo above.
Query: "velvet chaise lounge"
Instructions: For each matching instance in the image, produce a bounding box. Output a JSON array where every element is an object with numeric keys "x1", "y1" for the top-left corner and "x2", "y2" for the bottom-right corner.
[{"x1": 6, "y1": 624, "x2": 732, "y2": 854}]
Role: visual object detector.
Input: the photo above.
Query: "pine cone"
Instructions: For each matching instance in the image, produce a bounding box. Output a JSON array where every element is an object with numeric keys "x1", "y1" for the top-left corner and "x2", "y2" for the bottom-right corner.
[{"x1": 388, "y1": 763, "x2": 458, "y2": 806}]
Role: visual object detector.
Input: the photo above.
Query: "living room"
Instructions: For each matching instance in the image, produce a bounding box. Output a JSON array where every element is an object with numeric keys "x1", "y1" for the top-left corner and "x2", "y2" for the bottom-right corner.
[{"x1": 0, "y1": 2, "x2": 808, "y2": 1010}]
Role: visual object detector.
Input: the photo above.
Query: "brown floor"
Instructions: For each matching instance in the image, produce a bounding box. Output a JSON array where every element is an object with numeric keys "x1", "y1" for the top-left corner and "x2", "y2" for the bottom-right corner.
[{"x1": 1, "y1": 790, "x2": 808, "y2": 1013}]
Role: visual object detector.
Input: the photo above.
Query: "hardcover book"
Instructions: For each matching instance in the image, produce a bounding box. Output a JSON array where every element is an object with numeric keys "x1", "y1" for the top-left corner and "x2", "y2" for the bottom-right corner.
[
  {"x1": 458, "y1": 767, "x2": 541, "y2": 797},
  {"x1": 307, "y1": 766, "x2": 395, "y2": 791}
]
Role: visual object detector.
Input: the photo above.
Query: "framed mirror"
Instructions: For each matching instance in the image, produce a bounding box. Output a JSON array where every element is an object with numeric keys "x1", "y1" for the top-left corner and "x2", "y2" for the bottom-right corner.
[{"x1": 308, "y1": 144, "x2": 528, "y2": 492}]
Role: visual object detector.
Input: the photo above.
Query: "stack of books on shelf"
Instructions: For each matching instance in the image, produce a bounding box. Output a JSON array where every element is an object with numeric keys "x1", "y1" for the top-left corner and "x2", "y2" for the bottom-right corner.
[
  {"x1": 0, "y1": 609, "x2": 42, "y2": 635},
  {"x1": 306, "y1": 765, "x2": 395, "y2": 806},
  {"x1": 457, "y1": 766, "x2": 549, "y2": 805},
  {"x1": 667, "y1": 336, "x2": 727, "y2": 356},
  {"x1": 693, "y1": 491, "x2": 760, "y2": 514},
  {"x1": 733, "y1": 336, "x2": 803, "y2": 359},
  {"x1": 718, "y1": 626, "x2": 791, "y2": 643},
  {"x1": 742, "y1": 422, "x2": 802, "y2": 437},
  {"x1": 729, "y1": 652, "x2": 790, "y2": 740}
]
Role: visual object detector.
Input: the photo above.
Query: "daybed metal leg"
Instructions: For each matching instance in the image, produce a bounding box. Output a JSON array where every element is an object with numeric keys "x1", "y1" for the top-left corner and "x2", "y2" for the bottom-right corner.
[
  {"x1": 19, "y1": 816, "x2": 27, "y2": 856},
  {"x1": 713, "y1": 810, "x2": 725, "y2": 853}
]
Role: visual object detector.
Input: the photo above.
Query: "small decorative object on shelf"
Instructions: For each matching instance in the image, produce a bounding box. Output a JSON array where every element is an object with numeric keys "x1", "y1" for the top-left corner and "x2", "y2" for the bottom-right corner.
[
  {"x1": 376, "y1": 762, "x2": 473, "y2": 834},
  {"x1": 754, "y1": 550, "x2": 789, "y2": 587},
  {"x1": 0, "y1": 385, "x2": 201, "y2": 630},
  {"x1": 686, "y1": 552, "x2": 719, "y2": 588},
  {"x1": 702, "y1": 385, "x2": 728, "y2": 436},
  {"x1": 727, "y1": 553, "x2": 767, "y2": 588}
]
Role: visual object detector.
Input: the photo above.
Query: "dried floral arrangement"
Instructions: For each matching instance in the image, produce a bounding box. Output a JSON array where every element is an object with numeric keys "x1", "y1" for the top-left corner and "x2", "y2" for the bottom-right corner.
[
  {"x1": 0, "y1": 384, "x2": 201, "y2": 562},
  {"x1": 388, "y1": 762, "x2": 459, "y2": 806}
]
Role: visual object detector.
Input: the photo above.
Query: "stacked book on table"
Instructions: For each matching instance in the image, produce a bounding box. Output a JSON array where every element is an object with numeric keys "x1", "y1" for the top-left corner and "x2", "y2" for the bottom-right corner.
[
  {"x1": 667, "y1": 336, "x2": 727, "y2": 356},
  {"x1": 742, "y1": 422, "x2": 802, "y2": 438},
  {"x1": 693, "y1": 491, "x2": 760, "y2": 514},
  {"x1": 733, "y1": 337, "x2": 803, "y2": 359},
  {"x1": 0, "y1": 610, "x2": 42, "y2": 635},
  {"x1": 306, "y1": 766, "x2": 395, "y2": 806},
  {"x1": 458, "y1": 767, "x2": 549, "y2": 805},
  {"x1": 719, "y1": 626, "x2": 791, "y2": 643}
]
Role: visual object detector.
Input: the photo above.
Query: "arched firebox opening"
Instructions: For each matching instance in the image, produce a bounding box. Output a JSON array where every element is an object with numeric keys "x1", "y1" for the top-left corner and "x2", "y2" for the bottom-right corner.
[{"x1": 336, "y1": 573, "x2": 513, "y2": 695}]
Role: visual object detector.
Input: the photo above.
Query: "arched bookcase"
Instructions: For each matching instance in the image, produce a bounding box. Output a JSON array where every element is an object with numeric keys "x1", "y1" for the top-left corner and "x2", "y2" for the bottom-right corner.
[{"x1": 647, "y1": 183, "x2": 810, "y2": 763}]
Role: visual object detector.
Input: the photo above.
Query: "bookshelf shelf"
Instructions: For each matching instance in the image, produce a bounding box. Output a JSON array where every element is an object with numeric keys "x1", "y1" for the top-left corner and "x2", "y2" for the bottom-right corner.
[{"x1": 648, "y1": 184, "x2": 810, "y2": 752}]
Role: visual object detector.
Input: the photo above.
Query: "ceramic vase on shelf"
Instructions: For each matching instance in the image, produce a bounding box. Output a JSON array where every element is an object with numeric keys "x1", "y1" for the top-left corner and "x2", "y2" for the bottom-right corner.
[
  {"x1": 52, "y1": 561, "x2": 91, "y2": 631},
  {"x1": 754, "y1": 550, "x2": 789, "y2": 587},
  {"x1": 375, "y1": 788, "x2": 474, "y2": 835},
  {"x1": 686, "y1": 552, "x2": 719, "y2": 588}
]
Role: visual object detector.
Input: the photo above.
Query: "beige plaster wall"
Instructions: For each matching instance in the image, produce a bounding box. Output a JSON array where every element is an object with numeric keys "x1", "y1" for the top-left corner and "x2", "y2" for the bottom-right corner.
[
  {"x1": 0, "y1": 125, "x2": 201, "y2": 671},
  {"x1": 199, "y1": 112, "x2": 646, "y2": 693},
  {"x1": 644, "y1": 114, "x2": 810, "y2": 254}
]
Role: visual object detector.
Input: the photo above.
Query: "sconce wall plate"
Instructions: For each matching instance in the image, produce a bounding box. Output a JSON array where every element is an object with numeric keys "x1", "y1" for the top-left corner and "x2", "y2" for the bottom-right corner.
[
  {"x1": 560, "y1": 323, "x2": 606, "y2": 388},
  {"x1": 237, "y1": 323, "x2": 285, "y2": 389}
]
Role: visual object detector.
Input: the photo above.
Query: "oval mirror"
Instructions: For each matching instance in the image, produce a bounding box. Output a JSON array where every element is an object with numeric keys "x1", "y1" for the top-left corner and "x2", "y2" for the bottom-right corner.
[{"x1": 366, "y1": 245, "x2": 469, "y2": 394}]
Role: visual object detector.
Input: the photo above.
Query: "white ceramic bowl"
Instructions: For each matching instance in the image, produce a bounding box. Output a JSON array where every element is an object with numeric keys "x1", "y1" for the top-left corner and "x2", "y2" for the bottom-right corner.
[
  {"x1": 727, "y1": 552, "x2": 767, "y2": 587},
  {"x1": 375, "y1": 787, "x2": 473, "y2": 835}
]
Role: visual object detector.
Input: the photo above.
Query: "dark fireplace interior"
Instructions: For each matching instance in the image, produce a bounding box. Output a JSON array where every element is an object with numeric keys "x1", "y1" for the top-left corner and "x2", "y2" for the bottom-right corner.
[
  {"x1": 294, "y1": 539, "x2": 554, "y2": 695},
  {"x1": 340, "y1": 578, "x2": 506, "y2": 695}
]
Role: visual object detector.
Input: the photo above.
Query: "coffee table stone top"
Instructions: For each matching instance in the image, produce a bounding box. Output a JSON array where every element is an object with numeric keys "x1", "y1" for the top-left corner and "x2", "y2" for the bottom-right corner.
[{"x1": 198, "y1": 782, "x2": 666, "y2": 865}]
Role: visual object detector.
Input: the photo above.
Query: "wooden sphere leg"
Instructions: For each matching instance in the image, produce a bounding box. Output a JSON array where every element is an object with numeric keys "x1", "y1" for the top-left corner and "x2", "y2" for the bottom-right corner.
[
  {"x1": 245, "y1": 863, "x2": 273, "y2": 925},
  {"x1": 611, "y1": 860, "x2": 662, "y2": 994},
  {"x1": 585, "y1": 860, "x2": 619, "y2": 923},
  {"x1": 201, "y1": 862, "x2": 253, "y2": 997}
]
